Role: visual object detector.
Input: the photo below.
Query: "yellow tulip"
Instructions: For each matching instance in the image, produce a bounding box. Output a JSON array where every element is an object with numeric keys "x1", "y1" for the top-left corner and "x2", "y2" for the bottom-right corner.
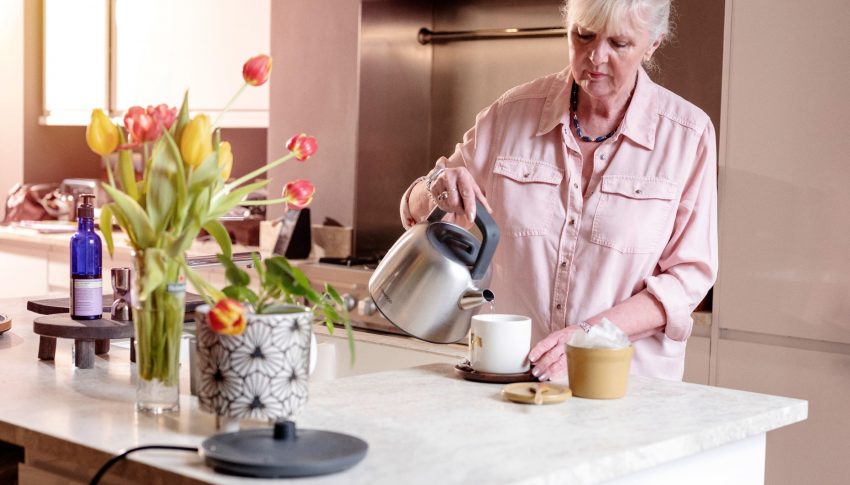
[
  {"x1": 86, "y1": 109, "x2": 119, "y2": 156},
  {"x1": 180, "y1": 114, "x2": 212, "y2": 168},
  {"x1": 218, "y1": 141, "x2": 233, "y2": 181}
]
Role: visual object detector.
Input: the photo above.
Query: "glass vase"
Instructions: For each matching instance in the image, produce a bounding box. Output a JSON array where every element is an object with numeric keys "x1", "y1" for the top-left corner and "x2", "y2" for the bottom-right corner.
[{"x1": 132, "y1": 251, "x2": 185, "y2": 414}]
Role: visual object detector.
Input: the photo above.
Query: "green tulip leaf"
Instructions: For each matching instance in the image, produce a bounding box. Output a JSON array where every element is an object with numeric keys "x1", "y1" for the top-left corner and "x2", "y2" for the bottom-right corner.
[
  {"x1": 167, "y1": 218, "x2": 200, "y2": 259},
  {"x1": 146, "y1": 140, "x2": 177, "y2": 234},
  {"x1": 138, "y1": 248, "x2": 166, "y2": 301},
  {"x1": 183, "y1": 265, "x2": 224, "y2": 304},
  {"x1": 101, "y1": 183, "x2": 156, "y2": 248},
  {"x1": 173, "y1": 91, "x2": 190, "y2": 146},
  {"x1": 190, "y1": 187, "x2": 212, "y2": 224},
  {"x1": 188, "y1": 151, "x2": 220, "y2": 196},
  {"x1": 207, "y1": 179, "x2": 269, "y2": 221},
  {"x1": 162, "y1": 131, "x2": 188, "y2": 223},
  {"x1": 99, "y1": 203, "x2": 115, "y2": 258},
  {"x1": 202, "y1": 219, "x2": 232, "y2": 259}
]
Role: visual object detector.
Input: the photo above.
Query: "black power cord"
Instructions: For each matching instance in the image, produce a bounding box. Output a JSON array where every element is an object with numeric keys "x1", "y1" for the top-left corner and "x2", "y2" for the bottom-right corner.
[{"x1": 89, "y1": 445, "x2": 199, "y2": 485}]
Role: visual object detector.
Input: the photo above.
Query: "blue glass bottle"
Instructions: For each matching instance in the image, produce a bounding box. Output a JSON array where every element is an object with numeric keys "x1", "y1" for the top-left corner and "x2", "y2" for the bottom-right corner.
[{"x1": 70, "y1": 194, "x2": 102, "y2": 320}]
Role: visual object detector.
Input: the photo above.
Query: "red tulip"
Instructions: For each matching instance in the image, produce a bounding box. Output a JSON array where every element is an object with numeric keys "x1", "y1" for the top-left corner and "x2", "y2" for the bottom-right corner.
[
  {"x1": 286, "y1": 133, "x2": 317, "y2": 161},
  {"x1": 207, "y1": 298, "x2": 247, "y2": 336},
  {"x1": 242, "y1": 54, "x2": 272, "y2": 87},
  {"x1": 282, "y1": 179, "x2": 315, "y2": 210}
]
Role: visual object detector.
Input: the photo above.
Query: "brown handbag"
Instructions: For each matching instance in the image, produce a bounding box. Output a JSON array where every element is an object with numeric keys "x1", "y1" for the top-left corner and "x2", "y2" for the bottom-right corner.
[{"x1": 2, "y1": 183, "x2": 69, "y2": 223}]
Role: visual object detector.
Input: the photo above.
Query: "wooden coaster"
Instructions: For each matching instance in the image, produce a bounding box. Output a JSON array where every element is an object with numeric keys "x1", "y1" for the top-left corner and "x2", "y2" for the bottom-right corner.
[
  {"x1": 502, "y1": 382, "x2": 571, "y2": 405},
  {"x1": 33, "y1": 313, "x2": 134, "y2": 369},
  {"x1": 454, "y1": 360, "x2": 538, "y2": 384}
]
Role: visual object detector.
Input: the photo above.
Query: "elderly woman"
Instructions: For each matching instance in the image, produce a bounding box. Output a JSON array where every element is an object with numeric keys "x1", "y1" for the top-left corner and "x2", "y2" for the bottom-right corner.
[{"x1": 400, "y1": 0, "x2": 717, "y2": 381}]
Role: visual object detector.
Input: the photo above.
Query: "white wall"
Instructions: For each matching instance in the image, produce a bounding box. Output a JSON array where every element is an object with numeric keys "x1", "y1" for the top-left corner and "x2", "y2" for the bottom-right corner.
[{"x1": 0, "y1": 0, "x2": 24, "y2": 219}]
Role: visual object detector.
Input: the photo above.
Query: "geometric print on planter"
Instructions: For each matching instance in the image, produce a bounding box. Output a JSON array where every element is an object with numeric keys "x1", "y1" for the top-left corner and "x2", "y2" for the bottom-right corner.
[{"x1": 196, "y1": 306, "x2": 312, "y2": 422}]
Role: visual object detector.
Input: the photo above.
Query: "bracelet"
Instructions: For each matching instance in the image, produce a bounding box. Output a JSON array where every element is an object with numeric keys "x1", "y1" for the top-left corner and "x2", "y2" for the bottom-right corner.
[{"x1": 425, "y1": 168, "x2": 445, "y2": 194}]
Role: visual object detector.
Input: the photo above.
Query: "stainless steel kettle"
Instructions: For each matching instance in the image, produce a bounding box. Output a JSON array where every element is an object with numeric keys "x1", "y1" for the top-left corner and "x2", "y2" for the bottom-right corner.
[{"x1": 368, "y1": 200, "x2": 500, "y2": 343}]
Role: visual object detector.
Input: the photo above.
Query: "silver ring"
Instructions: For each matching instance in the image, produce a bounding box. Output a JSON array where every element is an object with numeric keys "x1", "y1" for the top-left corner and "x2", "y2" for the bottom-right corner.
[{"x1": 437, "y1": 191, "x2": 449, "y2": 201}]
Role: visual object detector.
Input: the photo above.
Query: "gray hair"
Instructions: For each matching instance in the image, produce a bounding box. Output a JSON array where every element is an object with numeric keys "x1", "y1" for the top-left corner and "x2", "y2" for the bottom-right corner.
[{"x1": 561, "y1": 0, "x2": 673, "y2": 46}]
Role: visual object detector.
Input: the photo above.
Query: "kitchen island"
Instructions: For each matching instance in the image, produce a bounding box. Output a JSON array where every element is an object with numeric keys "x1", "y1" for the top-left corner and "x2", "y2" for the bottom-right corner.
[{"x1": 0, "y1": 296, "x2": 806, "y2": 484}]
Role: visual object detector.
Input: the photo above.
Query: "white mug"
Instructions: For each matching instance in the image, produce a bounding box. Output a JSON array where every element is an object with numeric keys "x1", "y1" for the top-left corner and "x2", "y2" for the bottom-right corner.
[{"x1": 469, "y1": 314, "x2": 532, "y2": 374}]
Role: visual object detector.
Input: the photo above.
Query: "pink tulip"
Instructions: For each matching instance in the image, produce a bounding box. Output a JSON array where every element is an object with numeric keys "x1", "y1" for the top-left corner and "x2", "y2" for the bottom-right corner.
[
  {"x1": 242, "y1": 54, "x2": 272, "y2": 87},
  {"x1": 285, "y1": 133, "x2": 318, "y2": 161},
  {"x1": 124, "y1": 106, "x2": 156, "y2": 144},
  {"x1": 123, "y1": 104, "x2": 178, "y2": 144},
  {"x1": 146, "y1": 104, "x2": 177, "y2": 132},
  {"x1": 282, "y1": 179, "x2": 315, "y2": 210}
]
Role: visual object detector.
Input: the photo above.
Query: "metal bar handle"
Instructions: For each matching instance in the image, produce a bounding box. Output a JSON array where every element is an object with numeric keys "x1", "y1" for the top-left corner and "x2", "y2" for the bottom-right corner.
[
  {"x1": 185, "y1": 251, "x2": 259, "y2": 269},
  {"x1": 418, "y1": 26, "x2": 566, "y2": 45}
]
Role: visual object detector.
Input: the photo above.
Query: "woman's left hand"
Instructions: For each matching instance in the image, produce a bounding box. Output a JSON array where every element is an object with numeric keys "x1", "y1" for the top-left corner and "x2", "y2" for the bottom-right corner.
[{"x1": 528, "y1": 326, "x2": 583, "y2": 381}]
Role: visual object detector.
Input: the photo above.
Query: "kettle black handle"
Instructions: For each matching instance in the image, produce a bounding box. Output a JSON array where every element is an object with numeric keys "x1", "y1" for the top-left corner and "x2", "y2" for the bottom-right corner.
[{"x1": 426, "y1": 199, "x2": 500, "y2": 280}]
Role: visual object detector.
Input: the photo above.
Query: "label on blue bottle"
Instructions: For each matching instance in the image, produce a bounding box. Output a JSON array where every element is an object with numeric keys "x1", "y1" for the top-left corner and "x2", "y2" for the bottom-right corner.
[{"x1": 72, "y1": 278, "x2": 102, "y2": 317}]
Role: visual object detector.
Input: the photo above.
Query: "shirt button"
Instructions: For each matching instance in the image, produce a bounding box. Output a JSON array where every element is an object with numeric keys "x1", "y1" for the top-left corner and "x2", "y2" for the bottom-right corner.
[
  {"x1": 573, "y1": 182, "x2": 579, "y2": 189},
  {"x1": 634, "y1": 188, "x2": 642, "y2": 195},
  {"x1": 568, "y1": 219, "x2": 576, "y2": 226},
  {"x1": 560, "y1": 261, "x2": 567, "y2": 268},
  {"x1": 556, "y1": 304, "x2": 562, "y2": 310},
  {"x1": 523, "y1": 173, "x2": 531, "y2": 178},
  {"x1": 599, "y1": 153, "x2": 607, "y2": 160}
]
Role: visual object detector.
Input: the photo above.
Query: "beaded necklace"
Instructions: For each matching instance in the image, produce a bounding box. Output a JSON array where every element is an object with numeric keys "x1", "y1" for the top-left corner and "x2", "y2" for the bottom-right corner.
[{"x1": 570, "y1": 81, "x2": 618, "y2": 143}]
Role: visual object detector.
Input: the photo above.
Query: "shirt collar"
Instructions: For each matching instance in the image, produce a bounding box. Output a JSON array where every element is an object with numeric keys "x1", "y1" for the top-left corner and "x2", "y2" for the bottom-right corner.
[
  {"x1": 535, "y1": 67, "x2": 658, "y2": 151},
  {"x1": 619, "y1": 68, "x2": 657, "y2": 150}
]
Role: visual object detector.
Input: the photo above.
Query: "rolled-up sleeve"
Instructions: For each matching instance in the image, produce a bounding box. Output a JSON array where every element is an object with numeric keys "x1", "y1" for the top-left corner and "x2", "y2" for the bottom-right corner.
[{"x1": 644, "y1": 121, "x2": 718, "y2": 341}]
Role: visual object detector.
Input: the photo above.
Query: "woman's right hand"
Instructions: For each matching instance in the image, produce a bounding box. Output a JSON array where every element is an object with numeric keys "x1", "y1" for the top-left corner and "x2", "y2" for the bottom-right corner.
[{"x1": 427, "y1": 166, "x2": 492, "y2": 223}]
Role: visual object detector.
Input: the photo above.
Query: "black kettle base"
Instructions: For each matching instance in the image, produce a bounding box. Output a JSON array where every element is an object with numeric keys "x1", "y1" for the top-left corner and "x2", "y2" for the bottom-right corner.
[{"x1": 201, "y1": 421, "x2": 368, "y2": 478}]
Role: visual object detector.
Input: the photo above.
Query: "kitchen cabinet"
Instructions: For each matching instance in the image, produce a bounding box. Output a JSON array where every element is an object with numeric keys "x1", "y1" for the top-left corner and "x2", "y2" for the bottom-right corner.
[
  {"x1": 42, "y1": 0, "x2": 270, "y2": 127},
  {"x1": 683, "y1": 334, "x2": 710, "y2": 385},
  {"x1": 713, "y1": 0, "x2": 850, "y2": 482},
  {"x1": 716, "y1": 340, "x2": 850, "y2": 485}
]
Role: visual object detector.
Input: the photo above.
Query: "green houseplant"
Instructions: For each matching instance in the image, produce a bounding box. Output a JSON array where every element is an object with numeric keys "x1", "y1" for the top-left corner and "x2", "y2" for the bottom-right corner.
[{"x1": 193, "y1": 253, "x2": 353, "y2": 421}]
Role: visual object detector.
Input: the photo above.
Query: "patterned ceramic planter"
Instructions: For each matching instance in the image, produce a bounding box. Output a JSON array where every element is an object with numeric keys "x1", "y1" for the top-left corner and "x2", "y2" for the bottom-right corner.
[{"x1": 195, "y1": 304, "x2": 314, "y2": 421}]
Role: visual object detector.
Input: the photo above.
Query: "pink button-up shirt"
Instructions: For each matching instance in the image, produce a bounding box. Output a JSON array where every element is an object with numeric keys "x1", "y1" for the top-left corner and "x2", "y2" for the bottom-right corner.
[{"x1": 401, "y1": 68, "x2": 718, "y2": 380}]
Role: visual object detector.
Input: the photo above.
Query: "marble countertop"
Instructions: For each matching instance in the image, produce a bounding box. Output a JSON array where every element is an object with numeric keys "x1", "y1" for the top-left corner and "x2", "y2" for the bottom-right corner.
[{"x1": 0, "y1": 296, "x2": 806, "y2": 484}]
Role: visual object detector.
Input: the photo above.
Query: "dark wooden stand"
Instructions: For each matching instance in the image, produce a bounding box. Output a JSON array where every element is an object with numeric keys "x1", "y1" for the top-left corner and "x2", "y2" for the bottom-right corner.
[
  {"x1": 33, "y1": 314, "x2": 134, "y2": 369},
  {"x1": 26, "y1": 293, "x2": 205, "y2": 318}
]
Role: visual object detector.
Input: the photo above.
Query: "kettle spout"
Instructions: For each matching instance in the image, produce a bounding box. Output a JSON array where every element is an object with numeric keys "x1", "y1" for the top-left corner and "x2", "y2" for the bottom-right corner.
[{"x1": 458, "y1": 288, "x2": 495, "y2": 310}]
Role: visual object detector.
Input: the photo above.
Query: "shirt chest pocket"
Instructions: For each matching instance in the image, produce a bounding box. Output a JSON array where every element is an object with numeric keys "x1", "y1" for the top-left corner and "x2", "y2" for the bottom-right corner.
[
  {"x1": 491, "y1": 157, "x2": 564, "y2": 237},
  {"x1": 591, "y1": 175, "x2": 678, "y2": 253}
]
